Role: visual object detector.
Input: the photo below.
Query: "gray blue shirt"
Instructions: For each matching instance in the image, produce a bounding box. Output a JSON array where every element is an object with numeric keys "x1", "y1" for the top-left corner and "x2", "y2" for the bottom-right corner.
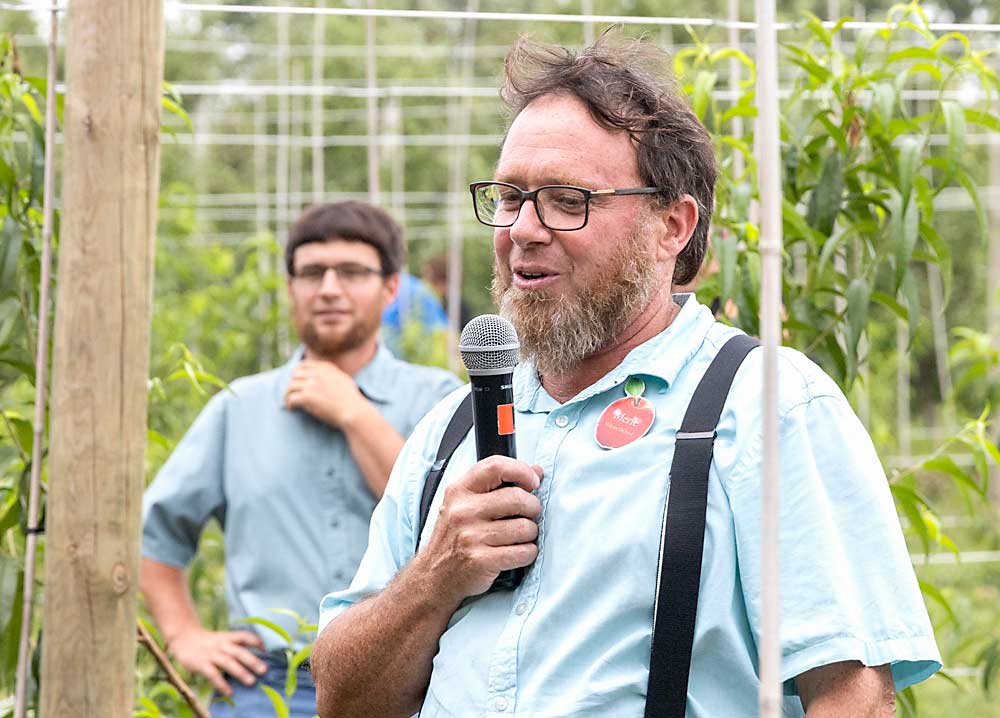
[
  {"x1": 320, "y1": 295, "x2": 940, "y2": 717},
  {"x1": 142, "y1": 345, "x2": 461, "y2": 651}
]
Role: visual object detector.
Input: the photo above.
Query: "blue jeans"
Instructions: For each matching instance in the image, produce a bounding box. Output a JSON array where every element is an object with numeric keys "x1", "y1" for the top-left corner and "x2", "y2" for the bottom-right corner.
[{"x1": 209, "y1": 653, "x2": 316, "y2": 718}]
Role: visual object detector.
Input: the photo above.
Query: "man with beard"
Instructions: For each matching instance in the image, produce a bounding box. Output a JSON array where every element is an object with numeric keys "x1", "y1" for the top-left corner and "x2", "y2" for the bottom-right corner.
[
  {"x1": 140, "y1": 201, "x2": 460, "y2": 718},
  {"x1": 311, "y1": 36, "x2": 940, "y2": 718}
]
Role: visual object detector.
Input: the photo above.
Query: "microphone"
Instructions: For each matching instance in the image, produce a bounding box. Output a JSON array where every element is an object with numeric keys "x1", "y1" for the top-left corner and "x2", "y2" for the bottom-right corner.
[{"x1": 458, "y1": 314, "x2": 526, "y2": 591}]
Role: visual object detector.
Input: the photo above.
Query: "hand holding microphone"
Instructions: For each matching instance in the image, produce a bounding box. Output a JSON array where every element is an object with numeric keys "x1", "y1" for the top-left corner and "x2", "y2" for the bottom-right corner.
[
  {"x1": 459, "y1": 315, "x2": 536, "y2": 591},
  {"x1": 417, "y1": 315, "x2": 542, "y2": 601}
]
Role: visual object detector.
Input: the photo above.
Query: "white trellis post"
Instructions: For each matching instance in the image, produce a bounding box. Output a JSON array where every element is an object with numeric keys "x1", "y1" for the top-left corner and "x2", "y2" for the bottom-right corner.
[
  {"x1": 290, "y1": 60, "x2": 304, "y2": 217},
  {"x1": 445, "y1": 0, "x2": 478, "y2": 370},
  {"x1": 312, "y1": 0, "x2": 326, "y2": 202},
  {"x1": 276, "y1": 10, "x2": 291, "y2": 357},
  {"x1": 366, "y1": 0, "x2": 380, "y2": 202},
  {"x1": 755, "y1": 0, "x2": 783, "y2": 715},
  {"x1": 254, "y1": 96, "x2": 273, "y2": 370}
]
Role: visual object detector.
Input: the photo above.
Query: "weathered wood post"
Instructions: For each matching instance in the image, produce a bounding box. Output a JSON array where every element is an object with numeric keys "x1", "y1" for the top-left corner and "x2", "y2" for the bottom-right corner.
[{"x1": 39, "y1": 0, "x2": 164, "y2": 715}]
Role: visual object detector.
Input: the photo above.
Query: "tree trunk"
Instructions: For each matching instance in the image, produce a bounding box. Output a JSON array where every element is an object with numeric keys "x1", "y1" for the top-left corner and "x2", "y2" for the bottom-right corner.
[{"x1": 39, "y1": 0, "x2": 164, "y2": 716}]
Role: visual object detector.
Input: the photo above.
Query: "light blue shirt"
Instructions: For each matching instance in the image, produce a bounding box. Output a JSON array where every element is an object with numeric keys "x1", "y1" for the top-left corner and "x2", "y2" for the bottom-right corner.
[
  {"x1": 319, "y1": 295, "x2": 940, "y2": 717},
  {"x1": 142, "y1": 345, "x2": 461, "y2": 651}
]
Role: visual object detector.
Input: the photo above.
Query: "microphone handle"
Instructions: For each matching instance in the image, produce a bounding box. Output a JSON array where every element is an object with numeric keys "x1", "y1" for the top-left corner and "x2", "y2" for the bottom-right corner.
[{"x1": 470, "y1": 372, "x2": 525, "y2": 592}]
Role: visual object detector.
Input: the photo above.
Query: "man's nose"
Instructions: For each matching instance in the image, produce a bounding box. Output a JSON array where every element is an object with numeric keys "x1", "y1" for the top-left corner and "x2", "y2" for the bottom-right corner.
[
  {"x1": 509, "y1": 198, "x2": 551, "y2": 247},
  {"x1": 317, "y1": 268, "x2": 344, "y2": 296}
]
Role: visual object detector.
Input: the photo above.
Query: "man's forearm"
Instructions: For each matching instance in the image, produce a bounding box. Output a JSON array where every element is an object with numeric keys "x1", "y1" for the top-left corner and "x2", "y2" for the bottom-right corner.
[
  {"x1": 312, "y1": 556, "x2": 459, "y2": 718},
  {"x1": 797, "y1": 661, "x2": 895, "y2": 718},
  {"x1": 340, "y1": 403, "x2": 405, "y2": 499},
  {"x1": 139, "y1": 557, "x2": 203, "y2": 643}
]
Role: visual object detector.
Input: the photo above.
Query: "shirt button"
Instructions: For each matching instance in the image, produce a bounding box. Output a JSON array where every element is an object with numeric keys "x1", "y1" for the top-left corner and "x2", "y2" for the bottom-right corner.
[
  {"x1": 330, "y1": 518, "x2": 340, "y2": 529},
  {"x1": 494, "y1": 696, "x2": 508, "y2": 711},
  {"x1": 514, "y1": 602, "x2": 527, "y2": 616},
  {"x1": 326, "y1": 467, "x2": 336, "y2": 477},
  {"x1": 554, "y1": 415, "x2": 569, "y2": 428}
]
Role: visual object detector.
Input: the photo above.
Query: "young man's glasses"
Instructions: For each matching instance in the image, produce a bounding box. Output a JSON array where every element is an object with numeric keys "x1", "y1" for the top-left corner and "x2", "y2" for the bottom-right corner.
[
  {"x1": 291, "y1": 263, "x2": 385, "y2": 289},
  {"x1": 469, "y1": 181, "x2": 666, "y2": 232}
]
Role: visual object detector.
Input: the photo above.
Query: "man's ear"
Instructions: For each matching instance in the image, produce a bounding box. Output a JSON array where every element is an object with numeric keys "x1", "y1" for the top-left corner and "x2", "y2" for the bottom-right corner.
[
  {"x1": 381, "y1": 273, "x2": 401, "y2": 309},
  {"x1": 654, "y1": 194, "x2": 699, "y2": 263}
]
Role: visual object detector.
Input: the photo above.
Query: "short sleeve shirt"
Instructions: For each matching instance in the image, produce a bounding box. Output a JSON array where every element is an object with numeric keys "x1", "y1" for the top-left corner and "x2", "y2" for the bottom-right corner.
[
  {"x1": 319, "y1": 295, "x2": 940, "y2": 717},
  {"x1": 142, "y1": 345, "x2": 462, "y2": 650}
]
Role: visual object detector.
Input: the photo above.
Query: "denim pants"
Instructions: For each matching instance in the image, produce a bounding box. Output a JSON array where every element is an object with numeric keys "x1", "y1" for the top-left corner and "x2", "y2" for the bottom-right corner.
[{"x1": 209, "y1": 653, "x2": 316, "y2": 718}]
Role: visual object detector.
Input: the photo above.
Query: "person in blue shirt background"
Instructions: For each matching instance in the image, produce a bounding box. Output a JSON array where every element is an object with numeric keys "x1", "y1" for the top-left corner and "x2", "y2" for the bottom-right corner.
[
  {"x1": 311, "y1": 34, "x2": 940, "y2": 718},
  {"x1": 380, "y1": 271, "x2": 449, "y2": 357},
  {"x1": 140, "y1": 201, "x2": 460, "y2": 718}
]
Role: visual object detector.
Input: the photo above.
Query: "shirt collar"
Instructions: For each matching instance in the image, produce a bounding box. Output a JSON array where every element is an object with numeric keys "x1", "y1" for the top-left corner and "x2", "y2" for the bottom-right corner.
[
  {"x1": 513, "y1": 293, "x2": 715, "y2": 412},
  {"x1": 281, "y1": 344, "x2": 395, "y2": 405}
]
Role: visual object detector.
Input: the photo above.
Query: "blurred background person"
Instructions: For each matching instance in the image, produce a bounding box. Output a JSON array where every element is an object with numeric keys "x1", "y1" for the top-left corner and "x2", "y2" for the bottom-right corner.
[{"x1": 140, "y1": 201, "x2": 460, "y2": 718}]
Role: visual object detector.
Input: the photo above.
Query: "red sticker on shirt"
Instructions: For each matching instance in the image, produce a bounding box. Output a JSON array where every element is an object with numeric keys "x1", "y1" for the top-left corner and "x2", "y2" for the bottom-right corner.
[{"x1": 595, "y1": 377, "x2": 655, "y2": 449}]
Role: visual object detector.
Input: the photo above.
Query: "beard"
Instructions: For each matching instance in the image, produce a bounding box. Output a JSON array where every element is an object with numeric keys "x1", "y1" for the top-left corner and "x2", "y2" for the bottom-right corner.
[
  {"x1": 300, "y1": 308, "x2": 381, "y2": 359},
  {"x1": 491, "y1": 221, "x2": 660, "y2": 379}
]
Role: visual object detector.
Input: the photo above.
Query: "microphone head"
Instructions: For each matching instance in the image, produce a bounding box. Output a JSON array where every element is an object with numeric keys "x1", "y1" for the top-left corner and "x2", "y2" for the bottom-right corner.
[{"x1": 459, "y1": 314, "x2": 520, "y2": 376}]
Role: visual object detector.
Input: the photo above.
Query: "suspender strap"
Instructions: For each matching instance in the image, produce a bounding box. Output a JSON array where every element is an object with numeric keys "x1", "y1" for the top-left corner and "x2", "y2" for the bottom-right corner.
[
  {"x1": 644, "y1": 333, "x2": 759, "y2": 718},
  {"x1": 415, "y1": 392, "x2": 473, "y2": 552}
]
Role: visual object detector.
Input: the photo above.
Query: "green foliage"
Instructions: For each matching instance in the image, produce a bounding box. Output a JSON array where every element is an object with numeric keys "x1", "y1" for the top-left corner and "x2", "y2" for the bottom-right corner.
[{"x1": 685, "y1": 2, "x2": 1000, "y2": 393}]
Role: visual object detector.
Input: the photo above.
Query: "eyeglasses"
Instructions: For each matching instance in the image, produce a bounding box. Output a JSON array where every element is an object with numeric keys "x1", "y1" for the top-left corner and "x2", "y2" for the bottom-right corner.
[
  {"x1": 470, "y1": 181, "x2": 666, "y2": 231},
  {"x1": 291, "y1": 262, "x2": 385, "y2": 289}
]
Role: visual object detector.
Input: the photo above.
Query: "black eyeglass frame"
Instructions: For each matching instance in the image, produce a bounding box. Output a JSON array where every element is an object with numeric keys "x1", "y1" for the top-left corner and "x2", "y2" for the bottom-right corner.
[
  {"x1": 469, "y1": 181, "x2": 667, "y2": 231},
  {"x1": 289, "y1": 262, "x2": 387, "y2": 284}
]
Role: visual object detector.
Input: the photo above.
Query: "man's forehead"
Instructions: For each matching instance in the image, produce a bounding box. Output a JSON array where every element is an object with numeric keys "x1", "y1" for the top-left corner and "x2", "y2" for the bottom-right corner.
[
  {"x1": 293, "y1": 238, "x2": 378, "y2": 264},
  {"x1": 496, "y1": 94, "x2": 640, "y2": 186}
]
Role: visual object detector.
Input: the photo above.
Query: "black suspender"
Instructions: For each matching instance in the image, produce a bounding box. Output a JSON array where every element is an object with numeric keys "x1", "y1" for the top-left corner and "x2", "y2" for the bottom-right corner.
[
  {"x1": 415, "y1": 392, "x2": 473, "y2": 552},
  {"x1": 644, "y1": 333, "x2": 759, "y2": 718},
  {"x1": 416, "y1": 333, "x2": 759, "y2": 717}
]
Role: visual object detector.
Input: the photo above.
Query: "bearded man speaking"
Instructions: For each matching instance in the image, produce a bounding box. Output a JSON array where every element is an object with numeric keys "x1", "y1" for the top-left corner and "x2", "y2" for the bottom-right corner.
[
  {"x1": 140, "y1": 201, "x2": 460, "y2": 718},
  {"x1": 311, "y1": 35, "x2": 941, "y2": 718}
]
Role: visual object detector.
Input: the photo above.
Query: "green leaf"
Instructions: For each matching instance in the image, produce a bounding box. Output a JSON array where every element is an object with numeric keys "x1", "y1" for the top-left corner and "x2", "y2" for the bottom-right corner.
[
  {"x1": 20, "y1": 92, "x2": 42, "y2": 124},
  {"x1": 917, "y1": 579, "x2": 957, "y2": 626},
  {"x1": 2, "y1": 411, "x2": 33, "y2": 458},
  {"x1": 236, "y1": 617, "x2": 292, "y2": 646},
  {"x1": 1, "y1": 562, "x2": 24, "y2": 678},
  {"x1": 0, "y1": 215, "x2": 23, "y2": 292},
  {"x1": 624, "y1": 376, "x2": 645, "y2": 398},
  {"x1": 901, "y1": 272, "x2": 921, "y2": 345},
  {"x1": 870, "y1": 291, "x2": 908, "y2": 321},
  {"x1": 890, "y1": 484, "x2": 930, "y2": 556},
  {"x1": 690, "y1": 70, "x2": 717, "y2": 121},
  {"x1": 919, "y1": 222, "x2": 951, "y2": 305},
  {"x1": 872, "y1": 83, "x2": 897, "y2": 126},
  {"x1": 845, "y1": 279, "x2": 869, "y2": 353},
  {"x1": 782, "y1": 198, "x2": 824, "y2": 245},
  {"x1": 955, "y1": 168, "x2": 987, "y2": 243},
  {"x1": 964, "y1": 109, "x2": 1000, "y2": 133},
  {"x1": 784, "y1": 44, "x2": 832, "y2": 84},
  {"x1": 289, "y1": 644, "x2": 312, "y2": 672},
  {"x1": 806, "y1": 153, "x2": 845, "y2": 237},
  {"x1": 922, "y1": 455, "x2": 984, "y2": 497},
  {"x1": 802, "y1": 10, "x2": 833, "y2": 47},
  {"x1": 0, "y1": 491, "x2": 20, "y2": 535},
  {"x1": 891, "y1": 192, "x2": 919, "y2": 291},
  {"x1": 886, "y1": 47, "x2": 938, "y2": 64},
  {"x1": 853, "y1": 28, "x2": 875, "y2": 70},
  {"x1": 716, "y1": 230, "x2": 738, "y2": 303},
  {"x1": 940, "y1": 100, "x2": 966, "y2": 176},
  {"x1": 258, "y1": 684, "x2": 290, "y2": 718},
  {"x1": 896, "y1": 138, "x2": 921, "y2": 207}
]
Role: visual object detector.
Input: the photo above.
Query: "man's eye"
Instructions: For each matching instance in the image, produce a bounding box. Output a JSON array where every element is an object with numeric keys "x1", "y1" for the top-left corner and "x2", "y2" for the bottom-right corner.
[
  {"x1": 339, "y1": 266, "x2": 367, "y2": 279},
  {"x1": 550, "y1": 193, "x2": 586, "y2": 212},
  {"x1": 299, "y1": 266, "x2": 326, "y2": 279},
  {"x1": 498, "y1": 191, "x2": 521, "y2": 205}
]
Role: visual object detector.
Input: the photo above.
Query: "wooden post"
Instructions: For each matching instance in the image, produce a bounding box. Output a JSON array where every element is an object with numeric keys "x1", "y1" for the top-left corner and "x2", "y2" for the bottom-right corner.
[{"x1": 39, "y1": 0, "x2": 164, "y2": 716}]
